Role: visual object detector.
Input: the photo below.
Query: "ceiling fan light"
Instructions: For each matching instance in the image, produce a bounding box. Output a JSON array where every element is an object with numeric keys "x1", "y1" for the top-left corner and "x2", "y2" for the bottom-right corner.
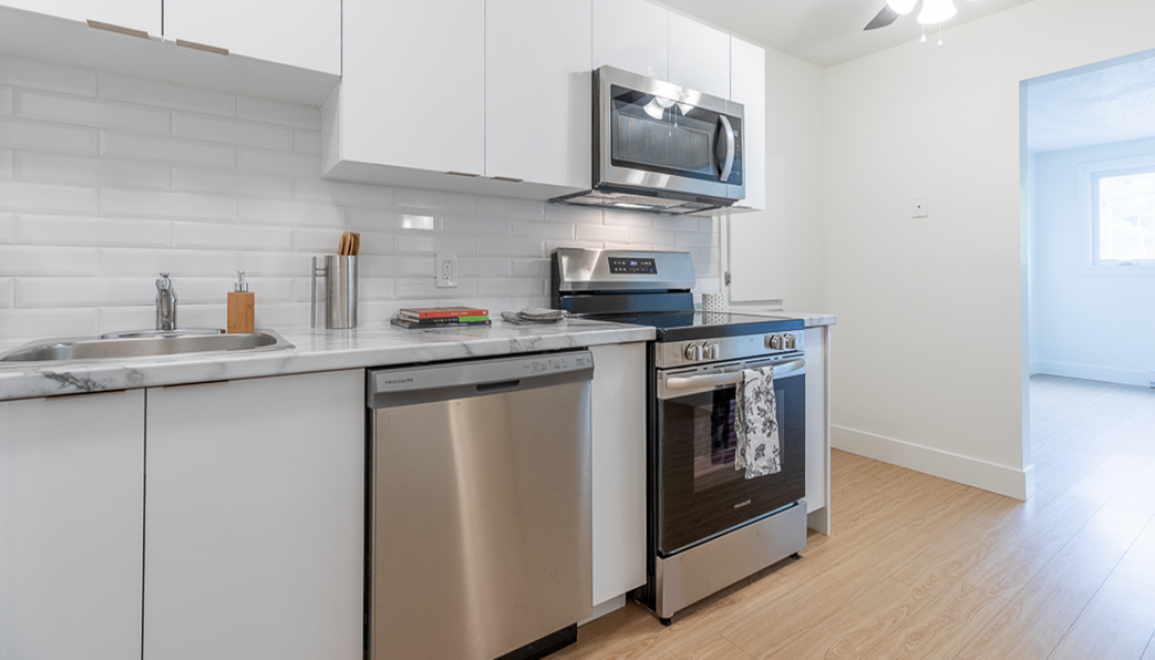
[
  {"x1": 886, "y1": 0, "x2": 919, "y2": 14},
  {"x1": 917, "y1": 0, "x2": 958, "y2": 24}
]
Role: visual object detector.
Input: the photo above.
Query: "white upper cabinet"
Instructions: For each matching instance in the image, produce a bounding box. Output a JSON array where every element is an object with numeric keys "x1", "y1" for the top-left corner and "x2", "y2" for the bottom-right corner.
[
  {"x1": 339, "y1": 0, "x2": 485, "y2": 176},
  {"x1": 163, "y1": 0, "x2": 340, "y2": 74},
  {"x1": 485, "y1": 0, "x2": 591, "y2": 189},
  {"x1": 668, "y1": 12, "x2": 729, "y2": 99},
  {"x1": 730, "y1": 36, "x2": 765, "y2": 210},
  {"x1": 1, "y1": 0, "x2": 159, "y2": 35},
  {"x1": 592, "y1": 0, "x2": 668, "y2": 80},
  {"x1": 0, "y1": 391, "x2": 145, "y2": 660}
]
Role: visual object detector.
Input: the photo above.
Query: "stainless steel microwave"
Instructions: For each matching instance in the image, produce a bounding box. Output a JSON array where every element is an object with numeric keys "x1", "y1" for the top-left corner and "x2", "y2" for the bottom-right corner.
[{"x1": 551, "y1": 65, "x2": 745, "y2": 216}]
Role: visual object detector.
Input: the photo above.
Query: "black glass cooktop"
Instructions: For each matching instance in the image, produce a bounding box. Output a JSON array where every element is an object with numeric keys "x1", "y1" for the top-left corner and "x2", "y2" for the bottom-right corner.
[{"x1": 581, "y1": 311, "x2": 804, "y2": 342}]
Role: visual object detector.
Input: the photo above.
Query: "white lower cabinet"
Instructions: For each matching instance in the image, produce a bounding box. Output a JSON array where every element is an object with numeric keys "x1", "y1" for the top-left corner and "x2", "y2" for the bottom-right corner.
[
  {"x1": 143, "y1": 370, "x2": 365, "y2": 660},
  {"x1": 590, "y1": 342, "x2": 647, "y2": 606},
  {"x1": 0, "y1": 390, "x2": 145, "y2": 660},
  {"x1": 804, "y1": 326, "x2": 831, "y2": 534}
]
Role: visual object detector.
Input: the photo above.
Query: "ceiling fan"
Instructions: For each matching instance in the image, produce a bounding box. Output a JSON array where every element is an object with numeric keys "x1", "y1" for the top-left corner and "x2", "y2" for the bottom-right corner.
[{"x1": 864, "y1": 0, "x2": 959, "y2": 30}]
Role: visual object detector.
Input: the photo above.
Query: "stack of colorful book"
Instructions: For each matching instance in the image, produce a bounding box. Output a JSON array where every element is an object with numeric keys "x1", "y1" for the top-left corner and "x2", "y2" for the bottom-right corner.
[{"x1": 391, "y1": 307, "x2": 491, "y2": 329}]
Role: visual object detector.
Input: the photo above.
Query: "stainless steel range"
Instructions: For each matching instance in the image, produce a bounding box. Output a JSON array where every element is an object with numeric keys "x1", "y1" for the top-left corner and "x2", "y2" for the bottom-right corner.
[{"x1": 552, "y1": 248, "x2": 807, "y2": 624}]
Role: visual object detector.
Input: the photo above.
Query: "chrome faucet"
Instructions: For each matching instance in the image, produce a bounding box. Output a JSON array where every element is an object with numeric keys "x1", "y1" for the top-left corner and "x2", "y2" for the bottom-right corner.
[{"x1": 155, "y1": 273, "x2": 178, "y2": 331}]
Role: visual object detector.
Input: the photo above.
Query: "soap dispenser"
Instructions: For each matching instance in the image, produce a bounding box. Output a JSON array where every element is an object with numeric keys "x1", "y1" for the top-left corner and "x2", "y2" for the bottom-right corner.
[{"x1": 227, "y1": 271, "x2": 255, "y2": 334}]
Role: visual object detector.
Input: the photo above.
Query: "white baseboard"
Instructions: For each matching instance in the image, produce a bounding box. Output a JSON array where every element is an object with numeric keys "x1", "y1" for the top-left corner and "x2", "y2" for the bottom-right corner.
[
  {"x1": 1029, "y1": 360, "x2": 1041, "y2": 376},
  {"x1": 1036, "y1": 360, "x2": 1150, "y2": 387},
  {"x1": 832, "y1": 425, "x2": 1033, "y2": 501},
  {"x1": 580, "y1": 594, "x2": 626, "y2": 626}
]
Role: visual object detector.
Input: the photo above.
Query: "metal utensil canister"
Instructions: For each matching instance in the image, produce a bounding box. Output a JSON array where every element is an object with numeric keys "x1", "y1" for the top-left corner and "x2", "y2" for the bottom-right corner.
[{"x1": 311, "y1": 255, "x2": 358, "y2": 329}]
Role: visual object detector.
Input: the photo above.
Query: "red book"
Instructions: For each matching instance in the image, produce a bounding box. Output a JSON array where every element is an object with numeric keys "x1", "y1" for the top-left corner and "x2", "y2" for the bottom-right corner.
[{"x1": 398, "y1": 307, "x2": 489, "y2": 320}]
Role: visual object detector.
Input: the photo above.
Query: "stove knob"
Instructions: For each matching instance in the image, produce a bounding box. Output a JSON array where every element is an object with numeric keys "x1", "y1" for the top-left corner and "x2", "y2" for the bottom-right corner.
[
  {"x1": 784, "y1": 334, "x2": 797, "y2": 349},
  {"x1": 684, "y1": 344, "x2": 703, "y2": 361},
  {"x1": 767, "y1": 335, "x2": 783, "y2": 350},
  {"x1": 703, "y1": 342, "x2": 718, "y2": 360}
]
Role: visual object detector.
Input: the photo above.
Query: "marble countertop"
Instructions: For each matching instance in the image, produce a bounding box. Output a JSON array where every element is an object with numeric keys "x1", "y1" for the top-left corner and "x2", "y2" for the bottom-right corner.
[{"x1": 0, "y1": 319, "x2": 654, "y2": 402}]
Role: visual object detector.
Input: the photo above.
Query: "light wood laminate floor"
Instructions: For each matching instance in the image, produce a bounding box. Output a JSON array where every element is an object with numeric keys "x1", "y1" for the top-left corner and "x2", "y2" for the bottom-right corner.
[{"x1": 555, "y1": 375, "x2": 1155, "y2": 660}]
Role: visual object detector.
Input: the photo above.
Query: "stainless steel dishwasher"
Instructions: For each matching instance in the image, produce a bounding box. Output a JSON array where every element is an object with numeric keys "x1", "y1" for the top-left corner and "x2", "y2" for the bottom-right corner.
[{"x1": 366, "y1": 351, "x2": 594, "y2": 660}]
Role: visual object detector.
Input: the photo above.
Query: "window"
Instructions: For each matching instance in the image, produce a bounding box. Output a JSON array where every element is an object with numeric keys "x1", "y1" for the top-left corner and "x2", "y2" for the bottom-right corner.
[{"x1": 1092, "y1": 166, "x2": 1155, "y2": 266}]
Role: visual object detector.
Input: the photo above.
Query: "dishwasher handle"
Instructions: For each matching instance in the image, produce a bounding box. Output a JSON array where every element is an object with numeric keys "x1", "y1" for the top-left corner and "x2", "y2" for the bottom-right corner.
[{"x1": 368, "y1": 351, "x2": 594, "y2": 409}]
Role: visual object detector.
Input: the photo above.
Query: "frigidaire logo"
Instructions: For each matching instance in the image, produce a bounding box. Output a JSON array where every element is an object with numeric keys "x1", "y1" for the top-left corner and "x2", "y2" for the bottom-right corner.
[
  {"x1": 381, "y1": 377, "x2": 415, "y2": 386},
  {"x1": 733, "y1": 500, "x2": 752, "y2": 509}
]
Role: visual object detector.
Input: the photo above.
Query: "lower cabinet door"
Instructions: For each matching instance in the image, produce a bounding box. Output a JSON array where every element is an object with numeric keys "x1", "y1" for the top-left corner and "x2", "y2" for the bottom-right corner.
[
  {"x1": 589, "y1": 342, "x2": 648, "y2": 605},
  {"x1": 143, "y1": 370, "x2": 365, "y2": 660},
  {"x1": 0, "y1": 390, "x2": 145, "y2": 660}
]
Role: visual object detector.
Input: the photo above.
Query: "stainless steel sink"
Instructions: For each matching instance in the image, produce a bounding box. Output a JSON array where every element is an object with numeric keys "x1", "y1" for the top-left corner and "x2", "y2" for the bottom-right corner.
[{"x1": 0, "y1": 329, "x2": 294, "y2": 362}]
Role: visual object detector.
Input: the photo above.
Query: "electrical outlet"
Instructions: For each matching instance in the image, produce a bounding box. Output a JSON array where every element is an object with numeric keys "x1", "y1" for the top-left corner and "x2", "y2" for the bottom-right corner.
[
  {"x1": 912, "y1": 195, "x2": 929, "y2": 218},
  {"x1": 436, "y1": 253, "x2": 457, "y2": 288}
]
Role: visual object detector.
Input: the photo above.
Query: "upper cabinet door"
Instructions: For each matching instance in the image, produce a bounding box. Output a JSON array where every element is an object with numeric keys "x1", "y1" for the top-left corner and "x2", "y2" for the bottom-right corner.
[
  {"x1": 2, "y1": 0, "x2": 159, "y2": 35},
  {"x1": 341, "y1": 0, "x2": 485, "y2": 176},
  {"x1": 485, "y1": 0, "x2": 591, "y2": 189},
  {"x1": 668, "y1": 12, "x2": 730, "y2": 99},
  {"x1": 163, "y1": 0, "x2": 339, "y2": 74},
  {"x1": 730, "y1": 36, "x2": 765, "y2": 210},
  {"x1": 592, "y1": 0, "x2": 668, "y2": 81}
]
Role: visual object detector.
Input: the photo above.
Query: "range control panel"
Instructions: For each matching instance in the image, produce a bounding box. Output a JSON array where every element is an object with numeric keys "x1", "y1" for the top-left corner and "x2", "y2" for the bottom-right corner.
[
  {"x1": 607, "y1": 257, "x2": 657, "y2": 274},
  {"x1": 657, "y1": 332, "x2": 805, "y2": 368}
]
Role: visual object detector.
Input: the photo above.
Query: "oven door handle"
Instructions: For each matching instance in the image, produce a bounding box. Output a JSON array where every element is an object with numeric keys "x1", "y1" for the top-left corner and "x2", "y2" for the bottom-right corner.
[{"x1": 663, "y1": 358, "x2": 805, "y2": 395}]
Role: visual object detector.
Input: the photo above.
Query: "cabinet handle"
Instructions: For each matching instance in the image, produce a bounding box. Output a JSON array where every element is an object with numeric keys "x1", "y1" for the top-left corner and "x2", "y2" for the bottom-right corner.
[
  {"x1": 445, "y1": 171, "x2": 481, "y2": 178},
  {"x1": 176, "y1": 39, "x2": 229, "y2": 56},
  {"x1": 492, "y1": 176, "x2": 524, "y2": 183},
  {"x1": 163, "y1": 380, "x2": 229, "y2": 390},
  {"x1": 87, "y1": 20, "x2": 149, "y2": 39},
  {"x1": 47, "y1": 389, "x2": 128, "y2": 401}
]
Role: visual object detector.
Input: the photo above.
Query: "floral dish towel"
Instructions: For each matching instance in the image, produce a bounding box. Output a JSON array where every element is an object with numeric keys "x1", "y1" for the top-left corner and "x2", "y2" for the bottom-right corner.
[{"x1": 735, "y1": 365, "x2": 782, "y2": 479}]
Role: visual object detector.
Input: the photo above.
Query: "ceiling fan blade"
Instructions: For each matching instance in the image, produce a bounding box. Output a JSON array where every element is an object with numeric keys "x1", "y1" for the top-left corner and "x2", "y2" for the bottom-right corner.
[{"x1": 864, "y1": 4, "x2": 901, "y2": 30}]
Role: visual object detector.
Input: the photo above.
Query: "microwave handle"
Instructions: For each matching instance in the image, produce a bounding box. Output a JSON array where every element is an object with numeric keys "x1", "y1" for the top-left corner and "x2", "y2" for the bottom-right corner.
[{"x1": 717, "y1": 115, "x2": 736, "y2": 182}]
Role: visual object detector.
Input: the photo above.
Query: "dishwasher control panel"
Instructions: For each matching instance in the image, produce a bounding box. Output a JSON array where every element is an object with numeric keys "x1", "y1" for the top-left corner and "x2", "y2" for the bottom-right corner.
[{"x1": 525, "y1": 353, "x2": 593, "y2": 374}]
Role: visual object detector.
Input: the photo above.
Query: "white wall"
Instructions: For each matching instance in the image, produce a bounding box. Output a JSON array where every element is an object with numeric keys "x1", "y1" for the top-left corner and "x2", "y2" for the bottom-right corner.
[
  {"x1": 824, "y1": 0, "x2": 1155, "y2": 500},
  {"x1": 0, "y1": 54, "x2": 720, "y2": 341},
  {"x1": 1032, "y1": 136, "x2": 1155, "y2": 386}
]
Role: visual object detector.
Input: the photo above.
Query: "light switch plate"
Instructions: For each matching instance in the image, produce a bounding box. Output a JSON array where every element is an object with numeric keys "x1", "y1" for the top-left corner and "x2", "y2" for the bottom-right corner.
[
  {"x1": 912, "y1": 195, "x2": 929, "y2": 218},
  {"x1": 436, "y1": 253, "x2": 457, "y2": 288}
]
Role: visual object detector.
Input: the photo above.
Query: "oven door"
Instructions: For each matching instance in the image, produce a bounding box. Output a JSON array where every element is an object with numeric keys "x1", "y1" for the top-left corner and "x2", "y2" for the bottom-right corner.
[
  {"x1": 654, "y1": 353, "x2": 805, "y2": 556},
  {"x1": 596, "y1": 66, "x2": 744, "y2": 201}
]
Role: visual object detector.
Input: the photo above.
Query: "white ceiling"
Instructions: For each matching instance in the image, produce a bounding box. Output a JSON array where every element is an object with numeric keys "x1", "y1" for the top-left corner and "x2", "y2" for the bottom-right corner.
[
  {"x1": 1027, "y1": 52, "x2": 1155, "y2": 153},
  {"x1": 656, "y1": 0, "x2": 1039, "y2": 68}
]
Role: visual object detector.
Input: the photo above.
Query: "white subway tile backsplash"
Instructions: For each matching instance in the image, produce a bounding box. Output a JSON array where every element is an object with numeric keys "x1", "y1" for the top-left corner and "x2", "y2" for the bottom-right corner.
[
  {"x1": 17, "y1": 90, "x2": 170, "y2": 134},
  {"x1": 97, "y1": 73, "x2": 235, "y2": 116},
  {"x1": 238, "y1": 198, "x2": 343, "y2": 227},
  {"x1": 0, "y1": 56, "x2": 96, "y2": 96},
  {"x1": 513, "y1": 221, "x2": 575, "y2": 240},
  {"x1": 0, "y1": 117, "x2": 98, "y2": 155},
  {"x1": 294, "y1": 179, "x2": 393, "y2": 210},
  {"x1": 174, "y1": 166, "x2": 292, "y2": 199},
  {"x1": 394, "y1": 188, "x2": 475, "y2": 214},
  {"x1": 101, "y1": 130, "x2": 236, "y2": 168},
  {"x1": 294, "y1": 130, "x2": 321, "y2": 155},
  {"x1": 173, "y1": 222, "x2": 292, "y2": 251},
  {"x1": 15, "y1": 152, "x2": 170, "y2": 190},
  {"x1": 0, "y1": 180, "x2": 98, "y2": 214},
  {"x1": 237, "y1": 96, "x2": 320, "y2": 130},
  {"x1": 475, "y1": 236, "x2": 543, "y2": 258},
  {"x1": 0, "y1": 245, "x2": 98, "y2": 276},
  {"x1": 101, "y1": 188, "x2": 236, "y2": 222},
  {"x1": 0, "y1": 308, "x2": 98, "y2": 340},
  {"x1": 99, "y1": 248, "x2": 237, "y2": 277},
  {"x1": 458, "y1": 257, "x2": 510, "y2": 277},
  {"x1": 575, "y1": 223, "x2": 631, "y2": 243},
  {"x1": 0, "y1": 59, "x2": 720, "y2": 335},
  {"x1": 238, "y1": 147, "x2": 319, "y2": 177},
  {"x1": 172, "y1": 111, "x2": 293, "y2": 150},
  {"x1": 395, "y1": 235, "x2": 475, "y2": 255},
  {"x1": 17, "y1": 214, "x2": 170, "y2": 247},
  {"x1": 347, "y1": 208, "x2": 434, "y2": 232}
]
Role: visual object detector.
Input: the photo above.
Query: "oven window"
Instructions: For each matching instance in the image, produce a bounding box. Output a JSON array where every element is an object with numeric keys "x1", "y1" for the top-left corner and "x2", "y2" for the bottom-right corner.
[{"x1": 690, "y1": 389, "x2": 786, "y2": 493}]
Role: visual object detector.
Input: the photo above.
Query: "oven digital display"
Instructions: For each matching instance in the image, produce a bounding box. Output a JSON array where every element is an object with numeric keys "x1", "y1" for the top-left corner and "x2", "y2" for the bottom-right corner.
[{"x1": 608, "y1": 257, "x2": 657, "y2": 274}]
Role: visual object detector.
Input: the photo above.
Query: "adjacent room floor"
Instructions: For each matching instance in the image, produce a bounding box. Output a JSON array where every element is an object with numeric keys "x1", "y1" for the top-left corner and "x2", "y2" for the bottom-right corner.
[{"x1": 557, "y1": 375, "x2": 1155, "y2": 660}]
